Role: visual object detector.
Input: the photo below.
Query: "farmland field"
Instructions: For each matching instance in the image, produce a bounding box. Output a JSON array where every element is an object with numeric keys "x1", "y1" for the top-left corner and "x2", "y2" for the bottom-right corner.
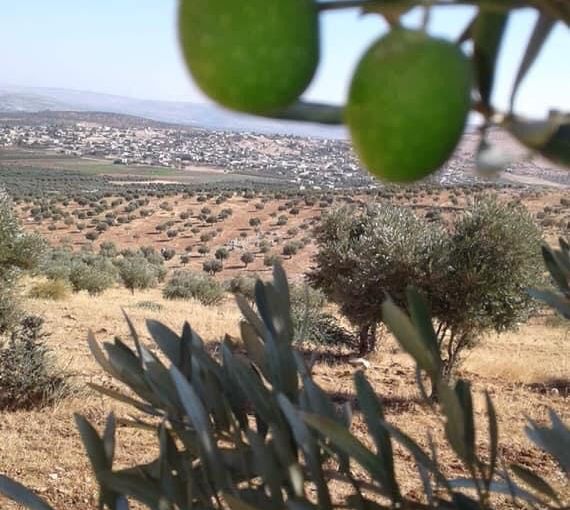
[
  {"x1": 0, "y1": 148, "x2": 286, "y2": 183},
  {"x1": 13, "y1": 183, "x2": 570, "y2": 277},
  {"x1": 0, "y1": 139, "x2": 569, "y2": 509}
]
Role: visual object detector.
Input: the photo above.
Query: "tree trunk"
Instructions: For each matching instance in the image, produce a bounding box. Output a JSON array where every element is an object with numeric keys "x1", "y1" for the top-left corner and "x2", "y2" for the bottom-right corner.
[
  {"x1": 427, "y1": 363, "x2": 451, "y2": 402},
  {"x1": 358, "y1": 323, "x2": 378, "y2": 356}
]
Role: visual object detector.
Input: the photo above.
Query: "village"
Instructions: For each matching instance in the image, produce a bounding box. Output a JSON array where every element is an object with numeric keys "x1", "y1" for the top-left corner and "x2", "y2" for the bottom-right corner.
[
  {"x1": 0, "y1": 119, "x2": 525, "y2": 189},
  {"x1": 0, "y1": 122, "x2": 377, "y2": 188}
]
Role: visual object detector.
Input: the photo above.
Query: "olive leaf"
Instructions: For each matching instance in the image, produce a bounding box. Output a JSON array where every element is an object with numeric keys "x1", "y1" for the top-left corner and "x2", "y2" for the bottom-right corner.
[{"x1": 509, "y1": 12, "x2": 556, "y2": 111}]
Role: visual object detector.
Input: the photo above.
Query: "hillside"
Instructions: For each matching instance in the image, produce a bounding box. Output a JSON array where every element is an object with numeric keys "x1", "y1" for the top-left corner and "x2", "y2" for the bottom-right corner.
[{"x1": 0, "y1": 85, "x2": 346, "y2": 138}]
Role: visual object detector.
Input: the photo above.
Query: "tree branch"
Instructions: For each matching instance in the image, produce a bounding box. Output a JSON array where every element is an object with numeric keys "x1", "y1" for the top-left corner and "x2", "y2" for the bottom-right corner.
[
  {"x1": 317, "y1": 0, "x2": 536, "y2": 13},
  {"x1": 269, "y1": 101, "x2": 344, "y2": 126}
]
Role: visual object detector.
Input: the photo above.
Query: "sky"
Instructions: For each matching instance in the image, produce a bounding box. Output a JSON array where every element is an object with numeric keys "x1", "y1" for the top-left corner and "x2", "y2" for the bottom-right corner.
[{"x1": 0, "y1": 1, "x2": 568, "y2": 118}]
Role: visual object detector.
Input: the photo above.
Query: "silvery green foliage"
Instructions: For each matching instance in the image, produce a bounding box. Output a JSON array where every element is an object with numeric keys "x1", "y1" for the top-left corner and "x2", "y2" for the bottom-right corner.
[
  {"x1": 308, "y1": 201, "x2": 448, "y2": 354},
  {"x1": 117, "y1": 256, "x2": 162, "y2": 294},
  {"x1": 40, "y1": 246, "x2": 167, "y2": 296},
  {"x1": 529, "y1": 238, "x2": 570, "y2": 319},
  {"x1": 0, "y1": 316, "x2": 70, "y2": 411},
  {"x1": 309, "y1": 197, "x2": 543, "y2": 370},
  {"x1": 163, "y1": 270, "x2": 225, "y2": 306},
  {"x1": 2, "y1": 264, "x2": 567, "y2": 510},
  {"x1": 0, "y1": 190, "x2": 46, "y2": 333}
]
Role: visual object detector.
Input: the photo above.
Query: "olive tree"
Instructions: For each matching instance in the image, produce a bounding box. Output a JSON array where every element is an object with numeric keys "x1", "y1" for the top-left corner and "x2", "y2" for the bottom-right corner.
[
  {"x1": 0, "y1": 191, "x2": 46, "y2": 333},
  {"x1": 309, "y1": 202, "x2": 447, "y2": 354},
  {"x1": 69, "y1": 259, "x2": 116, "y2": 297},
  {"x1": 240, "y1": 251, "x2": 255, "y2": 267},
  {"x1": 214, "y1": 247, "x2": 230, "y2": 265},
  {"x1": 309, "y1": 197, "x2": 543, "y2": 377},
  {"x1": 429, "y1": 197, "x2": 543, "y2": 379},
  {"x1": 203, "y1": 259, "x2": 223, "y2": 275},
  {"x1": 118, "y1": 256, "x2": 161, "y2": 294}
]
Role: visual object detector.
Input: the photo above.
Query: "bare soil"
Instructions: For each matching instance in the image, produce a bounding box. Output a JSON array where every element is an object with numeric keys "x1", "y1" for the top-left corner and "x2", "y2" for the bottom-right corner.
[{"x1": 2, "y1": 187, "x2": 569, "y2": 509}]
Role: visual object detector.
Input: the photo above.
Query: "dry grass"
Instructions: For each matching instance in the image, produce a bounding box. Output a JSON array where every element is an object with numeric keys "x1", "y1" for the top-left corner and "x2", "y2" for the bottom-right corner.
[
  {"x1": 1, "y1": 286, "x2": 568, "y2": 509},
  {"x1": 1, "y1": 289, "x2": 242, "y2": 510},
  {"x1": 3, "y1": 187, "x2": 569, "y2": 508},
  {"x1": 463, "y1": 322, "x2": 569, "y2": 384}
]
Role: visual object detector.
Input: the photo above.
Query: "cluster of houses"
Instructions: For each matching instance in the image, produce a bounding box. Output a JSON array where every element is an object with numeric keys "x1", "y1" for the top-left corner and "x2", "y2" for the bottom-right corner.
[
  {"x1": 0, "y1": 122, "x2": 378, "y2": 188},
  {"x1": 0, "y1": 123, "x2": 178, "y2": 167},
  {"x1": 0, "y1": 121, "x2": 510, "y2": 189}
]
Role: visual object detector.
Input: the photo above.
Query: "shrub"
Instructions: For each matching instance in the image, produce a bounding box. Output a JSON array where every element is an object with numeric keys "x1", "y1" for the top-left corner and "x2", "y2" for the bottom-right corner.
[
  {"x1": 290, "y1": 281, "x2": 326, "y2": 310},
  {"x1": 99, "y1": 241, "x2": 118, "y2": 258},
  {"x1": 197, "y1": 245, "x2": 210, "y2": 256},
  {"x1": 118, "y1": 256, "x2": 160, "y2": 294},
  {"x1": 163, "y1": 270, "x2": 224, "y2": 306},
  {"x1": 4, "y1": 267, "x2": 567, "y2": 510},
  {"x1": 0, "y1": 316, "x2": 71, "y2": 411},
  {"x1": 85, "y1": 230, "x2": 99, "y2": 242},
  {"x1": 138, "y1": 245, "x2": 162, "y2": 265},
  {"x1": 29, "y1": 279, "x2": 71, "y2": 301},
  {"x1": 0, "y1": 279, "x2": 20, "y2": 336},
  {"x1": 282, "y1": 241, "x2": 300, "y2": 258},
  {"x1": 289, "y1": 283, "x2": 352, "y2": 346},
  {"x1": 41, "y1": 249, "x2": 74, "y2": 282},
  {"x1": 134, "y1": 300, "x2": 164, "y2": 312},
  {"x1": 161, "y1": 248, "x2": 176, "y2": 261},
  {"x1": 249, "y1": 217, "x2": 261, "y2": 227},
  {"x1": 69, "y1": 260, "x2": 116, "y2": 296},
  {"x1": 226, "y1": 273, "x2": 258, "y2": 301},
  {"x1": 0, "y1": 191, "x2": 46, "y2": 333},
  {"x1": 264, "y1": 253, "x2": 282, "y2": 267},
  {"x1": 430, "y1": 197, "x2": 543, "y2": 379},
  {"x1": 258, "y1": 239, "x2": 271, "y2": 253}
]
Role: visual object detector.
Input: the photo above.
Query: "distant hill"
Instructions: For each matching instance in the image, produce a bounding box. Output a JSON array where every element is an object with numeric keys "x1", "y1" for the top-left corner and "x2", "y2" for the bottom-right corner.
[
  {"x1": 0, "y1": 110, "x2": 194, "y2": 130},
  {"x1": 0, "y1": 85, "x2": 346, "y2": 138}
]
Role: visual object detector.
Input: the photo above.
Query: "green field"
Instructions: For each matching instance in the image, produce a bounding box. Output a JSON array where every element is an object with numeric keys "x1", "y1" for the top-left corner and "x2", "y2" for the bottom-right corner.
[
  {"x1": 0, "y1": 149, "x2": 179, "y2": 176},
  {"x1": 0, "y1": 147, "x2": 287, "y2": 190}
]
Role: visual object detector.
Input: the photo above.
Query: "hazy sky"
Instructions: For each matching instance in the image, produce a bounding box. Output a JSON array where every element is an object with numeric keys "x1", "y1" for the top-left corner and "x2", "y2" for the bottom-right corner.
[{"x1": 1, "y1": 1, "x2": 568, "y2": 118}]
